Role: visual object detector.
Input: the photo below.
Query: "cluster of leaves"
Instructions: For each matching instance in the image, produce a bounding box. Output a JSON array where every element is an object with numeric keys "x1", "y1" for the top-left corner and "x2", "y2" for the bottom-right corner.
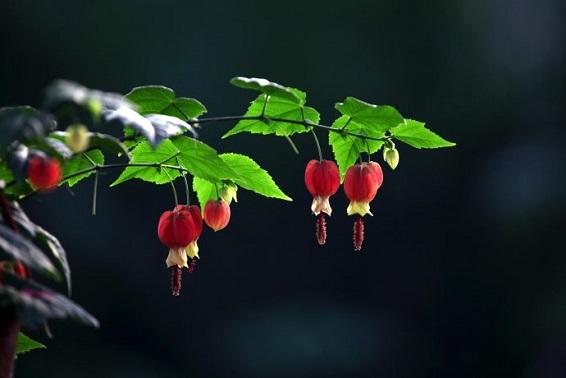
[{"x1": 221, "y1": 77, "x2": 455, "y2": 178}]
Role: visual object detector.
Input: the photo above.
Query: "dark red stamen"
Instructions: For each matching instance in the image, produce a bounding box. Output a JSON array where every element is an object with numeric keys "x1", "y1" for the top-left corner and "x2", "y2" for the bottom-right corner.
[
  {"x1": 353, "y1": 216, "x2": 364, "y2": 251},
  {"x1": 316, "y1": 213, "x2": 327, "y2": 245},
  {"x1": 170, "y1": 266, "x2": 182, "y2": 296},
  {"x1": 187, "y1": 259, "x2": 197, "y2": 273}
]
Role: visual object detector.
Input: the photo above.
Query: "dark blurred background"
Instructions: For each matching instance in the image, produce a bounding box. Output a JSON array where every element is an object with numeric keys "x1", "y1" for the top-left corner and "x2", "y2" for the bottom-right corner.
[{"x1": 1, "y1": 0, "x2": 565, "y2": 377}]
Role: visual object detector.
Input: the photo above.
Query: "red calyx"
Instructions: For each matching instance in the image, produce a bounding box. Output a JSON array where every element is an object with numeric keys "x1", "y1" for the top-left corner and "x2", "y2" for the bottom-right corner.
[
  {"x1": 157, "y1": 205, "x2": 202, "y2": 249},
  {"x1": 344, "y1": 162, "x2": 383, "y2": 203},
  {"x1": 304, "y1": 159, "x2": 340, "y2": 199},
  {"x1": 204, "y1": 200, "x2": 231, "y2": 231},
  {"x1": 344, "y1": 161, "x2": 383, "y2": 217},
  {"x1": 26, "y1": 156, "x2": 62, "y2": 191}
]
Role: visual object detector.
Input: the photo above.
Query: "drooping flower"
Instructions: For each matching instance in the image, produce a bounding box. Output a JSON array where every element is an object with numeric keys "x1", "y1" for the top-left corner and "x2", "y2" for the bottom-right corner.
[
  {"x1": 344, "y1": 162, "x2": 383, "y2": 217},
  {"x1": 204, "y1": 200, "x2": 231, "y2": 231},
  {"x1": 26, "y1": 156, "x2": 61, "y2": 191},
  {"x1": 304, "y1": 159, "x2": 340, "y2": 245},
  {"x1": 157, "y1": 205, "x2": 202, "y2": 296},
  {"x1": 344, "y1": 161, "x2": 384, "y2": 251}
]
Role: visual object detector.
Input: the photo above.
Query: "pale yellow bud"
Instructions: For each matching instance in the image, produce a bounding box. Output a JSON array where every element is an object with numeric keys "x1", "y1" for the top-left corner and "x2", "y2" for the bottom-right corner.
[
  {"x1": 65, "y1": 124, "x2": 90, "y2": 153},
  {"x1": 219, "y1": 184, "x2": 238, "y2": 204},
  {"x1": 383, "y1": 147, "x2": 400, "y2": 170}
]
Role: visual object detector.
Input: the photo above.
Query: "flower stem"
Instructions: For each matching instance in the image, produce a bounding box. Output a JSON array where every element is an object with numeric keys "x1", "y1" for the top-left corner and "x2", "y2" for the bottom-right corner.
[
  {"x1": 310, "y1": 129, "x2": 323, "y2": 161},
  {"x1": 162, "y1": 168, "x2": 178, "y2": 206},
  {"x1": 92, "y1": 171, "x2": 99, "y2": 216}
]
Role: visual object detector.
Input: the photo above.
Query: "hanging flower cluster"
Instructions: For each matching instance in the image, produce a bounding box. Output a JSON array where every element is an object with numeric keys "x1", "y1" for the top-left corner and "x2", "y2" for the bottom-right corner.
[
  {"x1": 305, "y1": 160, "x2": 384, "y2": 251},
  {"x1": 157, "y1": 198, "x2": 232, "y2": 296}
]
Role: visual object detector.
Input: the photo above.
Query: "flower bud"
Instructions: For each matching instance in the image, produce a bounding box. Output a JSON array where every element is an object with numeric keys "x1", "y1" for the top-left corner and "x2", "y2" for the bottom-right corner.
[
  {"x1": 27, "y1": 156, "x2": 62, "y2": 192},
  {"x1": 204, "y1": 200, "x2": 231, "y2": 231},
  {"x1": 383, "y1": 147, "x2": 399, "y2": 170},
  {"x1": 219, "y1": 183, "x2": 238, "y2": 204},
  {"x1": 65, "y1": 124, "x2": 90, "y2": 153}
]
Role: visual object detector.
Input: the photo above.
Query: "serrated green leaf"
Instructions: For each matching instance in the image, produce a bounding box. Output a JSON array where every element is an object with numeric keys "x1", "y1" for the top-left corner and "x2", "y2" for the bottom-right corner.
[
  {"x1": 111, "y1": 139, "x2": 181, "y2": 186},
  {"x1": 230, "y1": 77, "x2": 301, "y2": 103},
  {"x1": 328, "y1": 116, "x2": 386, "y2": 179},
  {"x1": 335, "y1": 97, "x2": 404, "y2": 132},
  {"x1": 16, "y1": 333, "x2": 46, "y2": 355},
  {"x1": 126, "y1": 86, "x2": 207, "y2": 119},
  {"x1": 223, "y1": 93, "x2": 319, "y2": 138},
  {"x1": 192, "y1": 177, "x2": 218, "y2": 209},
  {"x1": 219, "y1": 153, "x2": 291, "y2": 201},
  {"x1": 62, "y1": 150, "x2": 104, "y2": 187},
  {"x1": 173, "y1": 137, "x2": 238, "y2": 182},
  {"x1": 111, "y1": 136, "x2": 238, "y2": 186},
  {"x1": 390, "y1": 119, "x2": 455, "y2": 148}
]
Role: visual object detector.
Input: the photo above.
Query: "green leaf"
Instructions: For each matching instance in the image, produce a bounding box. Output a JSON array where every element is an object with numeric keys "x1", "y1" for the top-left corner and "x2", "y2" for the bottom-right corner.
[
  {"x1": 223, "y1": 93, "x2": 320, "y2": 138},
  {"x1": 111, "y1": 139, "x2": 181, "y2": 186},
  {"x1": 230, "y1": 77, "x2": 301, "y2": 103},
  {"x1": 172, "y1": 137, "x2": 238, "y2": 183},
  {"x1": 111, "y1": 136, "x2": 238, "y2": 186},
  {"x1": 62, "y1": 150, "x2": 104, "y2": 187},
  {"x1": 16, "y1": 333, "x2": 46, "y2": 355},
  {"x1": 219, "y1": 153, "x2": 291, "y2": 201},
  {"x1": 335, "y1": 97, "x2": 404, "y2": 132},
  {"x1": 328, "y1": 116, "x2": 386, "y2": 179},
  {"x1": 125, "y1": 86, "x2": 207, "y2": 119},
  {"x1": 192, "y1": 153, "x2": 291, "y2": 207},
  {"x1": 390, "y1": 119, "x2": 456, "y2": 148},
  {"x1": 192, "y1": 177, "x2": 218, "y2": 209}
]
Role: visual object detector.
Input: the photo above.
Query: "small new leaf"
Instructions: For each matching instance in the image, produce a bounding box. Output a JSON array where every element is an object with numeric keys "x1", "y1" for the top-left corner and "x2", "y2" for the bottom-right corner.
[{"x1": 390, "y1": 119, "x2": 456, "y2": 148}]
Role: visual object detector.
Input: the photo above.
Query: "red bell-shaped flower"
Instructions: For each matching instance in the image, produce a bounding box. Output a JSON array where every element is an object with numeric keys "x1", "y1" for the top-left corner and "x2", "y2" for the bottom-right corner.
[
  {"x1": 304, "y1": 159, "x2": 340, "y2": 216},
  {"x1": 27, "y1": 156, "x2": 61, "y2": 191},
  {"x1": 344, "y1": 162, "x2": 384, "y2": 251},
  {"x1": 158, "y1": 205, "x2": 202, "y2": 267},
  {"x1": 344, "y1": 161, "x2": 383, "y2": 217},
  {"x1": 304, "y1": 159, "x2": 340, "y2": 245},
  {"x1": 204, "y1": 200, "x2": 231, "y2": 231},
  {"x1": 157, "y1": 204, "x2": 202, "y2": 296}
]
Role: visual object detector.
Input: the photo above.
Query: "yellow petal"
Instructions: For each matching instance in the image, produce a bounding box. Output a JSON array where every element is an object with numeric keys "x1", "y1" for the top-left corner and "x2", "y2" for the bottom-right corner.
[
  {"x1": 185, "y1": 241, "x2": 200, "y2": 259},
  {"x1": 166, "y1": 248, "x2": 188, "y2": 268},
  {"x1": 346, "y1": 201, "x2": 373, "y2": 217},
  {"x1": 311, "y1": 196, "x2": 333, "y2": 216}
]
